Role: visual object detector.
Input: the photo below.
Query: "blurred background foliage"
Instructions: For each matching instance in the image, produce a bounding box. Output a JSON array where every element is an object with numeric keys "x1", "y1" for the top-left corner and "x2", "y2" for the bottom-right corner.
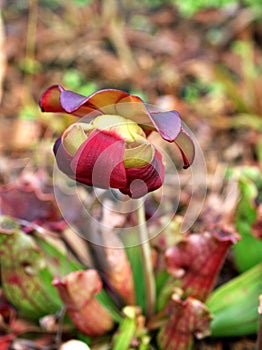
[{"x1": 0, "y1": 0, "x2": 262, "y2": 349}]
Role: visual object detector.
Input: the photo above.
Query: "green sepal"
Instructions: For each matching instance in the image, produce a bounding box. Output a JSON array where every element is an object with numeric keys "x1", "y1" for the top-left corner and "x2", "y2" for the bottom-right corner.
[{"x1": 206, "y1": 263, "x2": 262, "y2": 337}]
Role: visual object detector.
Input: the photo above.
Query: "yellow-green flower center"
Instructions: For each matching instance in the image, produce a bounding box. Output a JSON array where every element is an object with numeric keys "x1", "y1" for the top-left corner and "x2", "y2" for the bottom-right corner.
[
  {"x1": 63, "y1": 115, "x2": 154, "y2": 168},
  {"x1": 91, "y1": 115, "x2": 146, "y2": 142}
]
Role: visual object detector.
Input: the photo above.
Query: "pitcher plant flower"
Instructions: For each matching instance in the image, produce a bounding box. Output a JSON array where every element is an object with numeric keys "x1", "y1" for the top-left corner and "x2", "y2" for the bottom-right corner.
[{"x1": 39, "y1": 85, "x2": 194, "y2": 198}]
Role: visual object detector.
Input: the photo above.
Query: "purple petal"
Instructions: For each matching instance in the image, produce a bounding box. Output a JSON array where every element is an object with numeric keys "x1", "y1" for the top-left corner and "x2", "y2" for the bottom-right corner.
[
  {"x1": 148, "y1": 110, "x2": 182, "y2": 142},
  {"x1": 60, "y1": 89, "x2": 102, "y2": 117},
  {"x1": 40, "y1": 86, "x2": 182, "y2": 142},
  {"x1": 60, "y1": 88, "x2": 134, "y2": 117}
]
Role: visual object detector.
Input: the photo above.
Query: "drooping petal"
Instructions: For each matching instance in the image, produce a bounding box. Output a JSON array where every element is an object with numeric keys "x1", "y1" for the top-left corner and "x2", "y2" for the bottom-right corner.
[
  {"x1": 60, "y1": 89, "x2": 103, "y2": 117},
  {"x1": 39, "y1": 85, "x2": 65, "y2": 113},
  {"x1": 111, "y1": 99, "x2": 183, "y2": 143},
  {"x1": 147, "y1": 110, "x2": 182, "y2": 142},
  {"x1": 40, "y1": 85, "x2": 145, "y2": 120},
  {"x1": 40, "y1": 85, "x2": 97, "y2": 117},
  {"x1": 115, "y1": 95, "x2": 153, "y2": 125},
  {"x1": 71, "y1": 129, "x2": 128, "y2": 189},
  {"x1": 79, "y1": 89, "x2": 131, "y2": 115},
  {"x1": 60, "y1": 88, "x2": 150, "y2": 121},
  {"x1": 53, "y1": 270, "x2": 114, "y2": 336},
  {"x1": 40, "y1": 86, "x2": 187, "y2": 144},
  {"x1": 68, "y1": 90, "x2": 185, "y2": 144},
  {"x1": 122, "y1": 149, "x2": 165, "y2": 198},
  {"x1": 174, "y1": 128, "x2": 195, "y2": 169}
]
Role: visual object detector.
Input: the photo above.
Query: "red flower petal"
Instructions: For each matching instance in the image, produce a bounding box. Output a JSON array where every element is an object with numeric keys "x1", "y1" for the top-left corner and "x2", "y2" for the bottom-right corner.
[
  {"x1": 122, "y1": 149, "x2": 165, "y2": 198},
  {"x1": 39, "y1": 85, "x2": 65, "y2": 113},
  {"x1": 71, "y1": 129, "x2": 127, "y2": 189},
  {"x1": 54, "y1": 128, "x2": 164, "y2": 197}
]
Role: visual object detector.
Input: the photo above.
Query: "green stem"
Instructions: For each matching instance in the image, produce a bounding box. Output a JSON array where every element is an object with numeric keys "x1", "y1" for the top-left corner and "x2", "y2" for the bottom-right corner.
[{"x1": 136, "y1": 198, "x2": 155, "y2": 319}]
